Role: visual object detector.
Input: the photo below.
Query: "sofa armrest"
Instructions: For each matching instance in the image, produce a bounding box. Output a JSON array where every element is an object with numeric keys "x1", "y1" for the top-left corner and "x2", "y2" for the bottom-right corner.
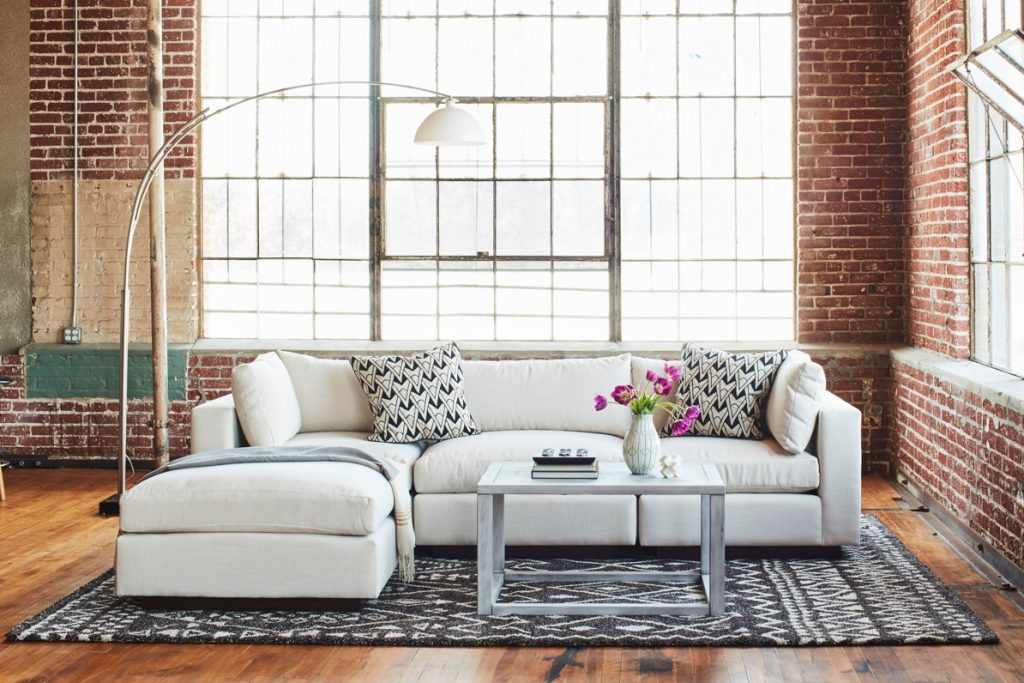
[
  {"x1": 815, "y1": 391, "x2": 862, "y2": 545},
  {"x1": 190, "y1": 394, "x2": 246, "y2": 454}
]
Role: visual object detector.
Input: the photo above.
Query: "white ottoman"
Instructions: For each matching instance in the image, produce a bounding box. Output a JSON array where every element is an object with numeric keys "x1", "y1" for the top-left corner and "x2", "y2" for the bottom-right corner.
[{"x1": 115, "y1": 461, "x2": 402, "y2": 601}]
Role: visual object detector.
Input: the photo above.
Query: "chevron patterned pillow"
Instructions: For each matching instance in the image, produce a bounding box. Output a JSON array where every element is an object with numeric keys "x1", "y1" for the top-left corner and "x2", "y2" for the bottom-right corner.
[
  {"x1": 665, "y1": 344, "x2": 788, "y2": 440},
  {"x1": 351, "y1": 343, "x2": 481, "y2": 444}
]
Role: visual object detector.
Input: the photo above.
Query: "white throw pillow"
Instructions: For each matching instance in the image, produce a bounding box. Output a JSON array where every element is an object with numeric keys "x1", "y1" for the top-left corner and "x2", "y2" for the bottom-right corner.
[
  {"x1": 276, "y1": 351, "x2": 374, "y2": 433},
  {"x1": 462, "y1": 355, "x2": 633, "y2": 436},
  {"x1": 231, "y1": 352, "x2": 303, "y2": 447},
  {"x1": 765, "y1": 350, "x2": 826, "y2": 454}
]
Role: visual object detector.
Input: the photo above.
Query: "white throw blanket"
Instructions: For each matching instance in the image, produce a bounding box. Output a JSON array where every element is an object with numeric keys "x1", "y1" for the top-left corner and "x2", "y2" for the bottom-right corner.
[{"x1": 140, "y1": 446, "x2": 416, "y2": 581}]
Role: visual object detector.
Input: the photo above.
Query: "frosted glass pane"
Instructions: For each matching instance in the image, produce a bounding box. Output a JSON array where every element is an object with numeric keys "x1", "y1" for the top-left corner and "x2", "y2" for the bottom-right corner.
[
  {"x1": 736, "y1": 0, "x2": 791, "y2": 14},
  {"x1": 381, "y1": 263, "x2": 438, "y2": 340},
  {"x1": 385, "y1": 104, "x2": 437, "y2": 179},
  {"x1": 314, "y1": 100, "x2": 369, "y2": 178},
  {"x1": 258, "y1": 100, "x2": 313, "y2": 176},
  {"x1": 202, "y1": 181, "x2": 228, "y2": 258},
  {"x1": 314, "y1": 18, "x2": 371, "y2": 92},
  {"x1": 553, "y1": 103, "x2": 605, "y2": 179},
  {"x1": 736, "y1": 98, "x2": 792, "y2": 177},
  {"x1": 621, "y1": 17, "x2": 677, "y2": 96},
  {"x1": 735, "y1": 180, "x2": 764, "y2": 259},
  {"x1": 679, "y1": 17, "x2": 734, "y2": 96},
  {"x1": 621, "y1": 180, "x2": 680, "y2": 260},
  {"x1": 228, "y1": 180, "x2": 258, "y2": 257},
  {"x1": 258, "y1": 19, "x2": 313, "y2": 91},
  {"x1": 439, "y1": 267, "x2": 495, "y2": 340},
  {"x1": 621, "y1": 0, "x2": 676, "y2": 15},
  {"x1": 973, "y1": 264, "x2": 991, "y2": 363},
  {"x1": 438, "y1": 18, "x2": 494, "y2": 96},
  {"x1": 1010, "y1": 265, "x2": 1024, "y2": 375},
  {"x1": 202, "y1": 99, "x2": 256, "y2": 177},
  {"x1": 439, "y1": 182, "x2": 494, "y2": 256},
  {"x1": 553, "y1": 18, "x2": 607, "y2": 95},
  {"x1": 552, "y1": 181, "x2": 605, "y2": 256},
  {"x1": 496, "y1": 18, "x2": 551, "y2": 96},
  {"x1": 282, "y1": 180, "x2": 313, "y2": 257},
  {"x1": 496, "y1": 104, "x2": 551, "y2": 179},
  {"x1": 385, "y1": 181, "x2": 437, "y2": 256},
  {"x1": 258, "y1": 179, "x2": 283, "y2": 257},
  {"x1": 700, "y1": 181, "x2": 736, "y2": 259},
  {"x1": 381, "y1": 18, "x2": 436, "y2": 89},
  {"x1": 763, "y1": 179, "x2": 794, "y2": 259},
  {"x1": 496, "y1": 182, "x2": 551, "y2": 256},
  {"x1": 496, "y1": 265, "x2": 552, "y2": 340},
  {"x1": 439, "y1": 103, "x2": 494, "y2": 179},
  {"x1": 621, "y1": 99, "x2": 677, "y2": 178},
  {"x1": 679, "y1": 99, "x2": 734, "y2": 177},
  {"x1": 202, "y1": 19, "x2": 228, "y2": 95}
]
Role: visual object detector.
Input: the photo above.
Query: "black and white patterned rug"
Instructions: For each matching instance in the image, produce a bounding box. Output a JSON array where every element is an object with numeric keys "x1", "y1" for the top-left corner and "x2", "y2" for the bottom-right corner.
[{"x1": 6, "y1": 517, "x2": 997, "y2": 646}]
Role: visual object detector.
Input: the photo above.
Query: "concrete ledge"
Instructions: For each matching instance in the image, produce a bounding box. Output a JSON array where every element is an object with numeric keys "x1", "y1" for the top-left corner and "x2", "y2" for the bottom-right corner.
[
  {"x1": 193, "y1": 338, "x2": 898, "y2": 360},
  {"x1": 891, "y1": 346, "x2": 1024, "y2": 415}
]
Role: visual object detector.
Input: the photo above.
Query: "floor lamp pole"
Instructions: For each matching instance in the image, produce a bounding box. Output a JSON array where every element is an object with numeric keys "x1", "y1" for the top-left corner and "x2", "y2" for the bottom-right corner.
[{"x1": 98, "y1": 80, "x2": 461, "y2": 515}]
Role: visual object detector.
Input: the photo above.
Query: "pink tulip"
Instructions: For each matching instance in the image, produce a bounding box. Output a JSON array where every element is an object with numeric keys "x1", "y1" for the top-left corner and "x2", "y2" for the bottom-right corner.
[
  {"x1": 610, "y1": 385, "x2": 637, "y2": 405},
  {"x1": 594, "y1": 395, "x2": 608, "y2": 411},
  {"x1": 664, "y1": 363, "x2": 682, "y2": 383},
  {"x1": 653, "y1": 377, "x2": 672, "y2": 396}
]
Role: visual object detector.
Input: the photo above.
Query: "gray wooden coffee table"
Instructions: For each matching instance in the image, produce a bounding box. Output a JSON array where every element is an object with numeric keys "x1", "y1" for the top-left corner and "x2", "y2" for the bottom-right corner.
[{"x1": 476, "y1": 460, "x2": 726, "y2": 617}]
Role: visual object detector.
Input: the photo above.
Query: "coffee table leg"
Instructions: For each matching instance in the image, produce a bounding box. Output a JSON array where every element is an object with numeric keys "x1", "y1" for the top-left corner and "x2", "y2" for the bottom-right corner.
[
  {"x1": 478, "y1": 493, "x2": 493, "y2": 615},
  {"x1": 700, "y1": 494, "x2": 710, "y2": 575},
  {"x1": 493, "y1": 493, "x2": 505, "y2": 576},
  {"x1": 709, "y1": 493, "x2": 725, "y2": 616}
]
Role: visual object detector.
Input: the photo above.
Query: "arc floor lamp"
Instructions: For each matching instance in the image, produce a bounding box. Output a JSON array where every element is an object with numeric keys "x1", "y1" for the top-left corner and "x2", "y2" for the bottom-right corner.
[{"x1": 99, "y1": 81, "x2": 486, "y2": 515}]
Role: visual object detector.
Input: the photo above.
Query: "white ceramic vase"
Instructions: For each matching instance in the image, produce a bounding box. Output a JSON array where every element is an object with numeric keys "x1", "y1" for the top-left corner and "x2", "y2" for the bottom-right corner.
[{"x1": 623, "y1": 413, "x2": 660, "y2": 475}]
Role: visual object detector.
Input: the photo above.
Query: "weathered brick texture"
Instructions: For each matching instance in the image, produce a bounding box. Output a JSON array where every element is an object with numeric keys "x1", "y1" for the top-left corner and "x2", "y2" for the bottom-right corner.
[
  {"x1": 795, "y1": 0, "x2": 908, "y2": 344},
  {"x1": 30, "y1": 178, "x2": 197, "y2": 343},
  {"x1": 892, "y1": 359, "x2": 1024, "y2": 569},
  {"x1": 905, "y1": 0, "x2": 970, "y2": 357},
  {"x1": 29, "y1": 0, "x2": 196, "y2": 181}
]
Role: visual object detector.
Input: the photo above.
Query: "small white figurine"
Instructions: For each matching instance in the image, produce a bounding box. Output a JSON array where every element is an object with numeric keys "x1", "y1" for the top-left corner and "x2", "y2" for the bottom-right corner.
[{"x1": 659, "y1": 453, "x2": 682, "y2": 478}]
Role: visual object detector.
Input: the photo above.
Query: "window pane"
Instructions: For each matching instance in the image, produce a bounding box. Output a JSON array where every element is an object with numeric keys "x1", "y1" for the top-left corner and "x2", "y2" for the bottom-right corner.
[
  {"x1": 496, "y1": 104, "x2": 551, "y2": 179},
  {"x1": 552, "y1": 180, "x2": 605, "y2": 256},
  {"x1": 496, "y1": 181, "x2": 551, "y2": 256},
  {"x1": 385, "y1": 181, "x2": 438, "y2": 256},
  {"x1": 553, "y1": 18, "x2": 607, "y2": 95},
  {"x1": 496, "y1": 17, "x2": 552, "y2": 96},
  {"x1": 553, "y1": 103, "x2": 605, "y2": 179},
  {"x1": 621, "y1": 16, "x2": 676, "y2": 96}
]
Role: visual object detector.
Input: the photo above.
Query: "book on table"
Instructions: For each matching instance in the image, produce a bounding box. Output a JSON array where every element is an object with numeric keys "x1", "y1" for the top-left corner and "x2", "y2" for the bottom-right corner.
[{"x1": 531, "y1": 462, "x2": 599, "y2": 479}]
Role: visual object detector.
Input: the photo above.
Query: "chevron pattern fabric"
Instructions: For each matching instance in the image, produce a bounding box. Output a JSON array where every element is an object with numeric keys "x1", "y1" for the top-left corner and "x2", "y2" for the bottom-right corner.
[
  {"x1": 667, "y1": 344, "x2": 788, "y2": 439},
  {"x1": 6, "y1": 518, "x2": 996, "y2": 646},
  {"x1": 350, "y1": 343, "x2": 480, "y2": 444}
]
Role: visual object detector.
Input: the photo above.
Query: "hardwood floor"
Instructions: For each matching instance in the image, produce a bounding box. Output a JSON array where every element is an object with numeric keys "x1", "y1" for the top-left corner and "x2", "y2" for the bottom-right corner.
[{"x1": 0, "y1": 470, "x2": 1021, "y2": 682}]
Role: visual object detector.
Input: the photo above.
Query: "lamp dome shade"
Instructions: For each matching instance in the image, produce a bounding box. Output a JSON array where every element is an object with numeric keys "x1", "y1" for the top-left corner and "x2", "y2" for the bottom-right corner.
[{"x1": 414, "y1": 103, "x2": 487, "y2": 146}]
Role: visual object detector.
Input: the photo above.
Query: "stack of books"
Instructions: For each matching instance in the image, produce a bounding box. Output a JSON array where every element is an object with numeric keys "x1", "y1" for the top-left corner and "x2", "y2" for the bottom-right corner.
[{"x1": 531, "y1": 449, "x2": 599, "y2": 479}]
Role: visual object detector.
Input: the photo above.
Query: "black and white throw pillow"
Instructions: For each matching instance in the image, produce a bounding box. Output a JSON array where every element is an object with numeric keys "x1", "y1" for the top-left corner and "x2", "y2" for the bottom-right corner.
[
  {"x1": 666, "y1": 344, "x2": 788, "y2": 440},
  {"x1": 350, "y1": 343, "x2": 480, "y2": 444}
]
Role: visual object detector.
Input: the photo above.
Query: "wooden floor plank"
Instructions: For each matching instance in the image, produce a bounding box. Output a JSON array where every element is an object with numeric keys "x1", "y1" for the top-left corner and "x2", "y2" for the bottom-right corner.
[{"x1": 0, "y1": 471, "x2": 1020, "y2": 682}]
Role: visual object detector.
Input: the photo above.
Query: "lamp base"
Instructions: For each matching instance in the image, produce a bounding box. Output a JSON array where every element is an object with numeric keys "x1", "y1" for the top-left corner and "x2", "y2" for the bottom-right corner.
[{"x1": 99, "y1": 493, "x2": 120, "y2": 516}]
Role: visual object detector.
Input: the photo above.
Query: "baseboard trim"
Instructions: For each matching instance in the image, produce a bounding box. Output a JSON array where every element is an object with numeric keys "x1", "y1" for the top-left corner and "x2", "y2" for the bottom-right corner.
[
  {"x1": 0, "y1": 456, "x2": 156, "y2": 471},
  {"x1": 892, "y1": 475, "x2": 1024, "y2": 595}
]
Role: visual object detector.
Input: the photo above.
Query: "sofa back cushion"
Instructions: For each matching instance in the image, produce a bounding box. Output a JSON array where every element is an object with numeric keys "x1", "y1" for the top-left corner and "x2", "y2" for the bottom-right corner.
[
  {"x1": 462, "y1": 355, "x2": 633, "y2": 436},
  {"x1": 765, "y1": 349, "x2": 826, "y2": 453},
  {"x1": 231, "y1": 352, "x2": 303, "y2": 447},
  {"x1": 631, "y1": 357, "x2": 682, "y2": 434},
  {"x1": 276, "y1": 351, "x2": 374, "y2": 433}
]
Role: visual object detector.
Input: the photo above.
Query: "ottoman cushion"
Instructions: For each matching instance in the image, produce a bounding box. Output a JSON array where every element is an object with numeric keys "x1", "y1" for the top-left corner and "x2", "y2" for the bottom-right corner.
[{"x1": 120, "y1": 461, "x2": 399, "y2": 536}]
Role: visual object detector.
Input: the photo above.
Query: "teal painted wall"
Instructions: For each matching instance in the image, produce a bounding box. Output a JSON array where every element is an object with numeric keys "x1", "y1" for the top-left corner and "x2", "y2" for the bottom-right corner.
[{"x1": 24, "y1": 344, "x2": 189, "y2": 400}]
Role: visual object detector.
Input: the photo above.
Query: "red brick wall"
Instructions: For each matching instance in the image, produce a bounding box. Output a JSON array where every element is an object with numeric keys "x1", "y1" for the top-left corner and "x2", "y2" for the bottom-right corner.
[
  {"x1": 0, "y1": 354, "x2": 190, "y2": 463},
  {"x1": 892, "y1": 358, "x2": 1024, "y2": 569},
  {"x1": 29, "y1": 0, "x2": 196, "y2": 180},
  {"x1": 795, "y1": 0, "x2": 908, "y2": 344},
  {"x1": 905, "y1": 0, "x2": 970, "y2": 357}
]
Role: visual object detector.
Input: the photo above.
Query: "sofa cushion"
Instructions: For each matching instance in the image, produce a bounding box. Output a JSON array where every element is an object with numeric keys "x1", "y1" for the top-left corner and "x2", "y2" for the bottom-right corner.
[
  {"x1": 120, "y1": 461, "x2": 397, "y2": 536},
  {"x1": 660, "y1": 436, "x2": 819, "y2": 492},
  {"x1": 231, "y1": 352, "x2": 302, "y2": 447},
  {"x1": 414, "y1": 430, "x2": 625, "y2": 493},
  {"x1": 667, "y1": 344, "x2": 787, "y2": 439},
  {"x1": 351, "y1": 343, "x2": 481, "y2": 443},
  {"x1": 462, "y1": 355, "x2": 633, "y2": 436},
  {"x1": 276, "y1": 351, "x2": 374, "y2": 433},
  {"x1": 632, "y1": 357, "x2": 682, "y2": 434},
  {"x1": 765, "y1": 350, "x2": 826, "y2": 454}
]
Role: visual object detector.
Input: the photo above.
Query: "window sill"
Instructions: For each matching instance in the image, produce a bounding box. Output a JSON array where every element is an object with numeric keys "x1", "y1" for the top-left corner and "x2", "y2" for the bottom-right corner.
[
  {"x1": 892, "y1": 347, "x2": 1024, "y2": 415},
  {"x1": 191, "y1": 338, "x2": 898, "y2": 359}
]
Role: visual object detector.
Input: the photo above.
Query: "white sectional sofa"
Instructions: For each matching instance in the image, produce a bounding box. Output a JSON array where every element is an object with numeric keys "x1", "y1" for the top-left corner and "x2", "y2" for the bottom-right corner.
[{"x1": 117, "y1": 351, "x2": 861, "y2": 601}]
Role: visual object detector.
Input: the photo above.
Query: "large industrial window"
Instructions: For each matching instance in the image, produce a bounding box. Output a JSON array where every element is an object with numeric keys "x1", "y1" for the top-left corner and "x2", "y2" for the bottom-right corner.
[
  {"x1": 967, "y1": 0, "x2": 1024, "y2": 374},
  {"x1": 200, "y1": 0, "x2": 795, "y2": 342}
]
